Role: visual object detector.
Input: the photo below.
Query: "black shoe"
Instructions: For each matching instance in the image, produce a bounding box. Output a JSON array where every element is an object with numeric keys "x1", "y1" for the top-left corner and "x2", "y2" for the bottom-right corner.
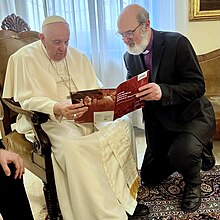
[
  {"x1": 181, "y1": 184, "x2": 201, "y2": 213},
  {"x1": 127, "y1": 203, "x2": 150, "y2": 218},
  {"x1": 201, "y1": 141, "x2": 215, "y2": 171}
]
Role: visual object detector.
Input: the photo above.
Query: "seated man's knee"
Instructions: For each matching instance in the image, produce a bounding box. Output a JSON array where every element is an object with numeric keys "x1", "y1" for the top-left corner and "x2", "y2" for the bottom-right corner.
[{"x1": 116, "y1": 116, "x2": 132, "y2": 130}]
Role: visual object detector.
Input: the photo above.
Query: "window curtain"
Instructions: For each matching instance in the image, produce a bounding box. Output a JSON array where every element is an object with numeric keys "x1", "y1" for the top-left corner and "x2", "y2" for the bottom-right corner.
[{"x1": 0, "y1": 0, "x2": 175, "y2": 128}]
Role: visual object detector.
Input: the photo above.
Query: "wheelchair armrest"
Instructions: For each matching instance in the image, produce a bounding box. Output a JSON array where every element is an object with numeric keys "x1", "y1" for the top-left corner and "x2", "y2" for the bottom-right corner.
[
  {"x1": 1, "y1": 98, "x2": 52, "y2": 156},
  {"x1": 2, "y1": 98, "x2": 34, "y2": 117},
  {"x1": 32, "y1": 111, "x2": 52, "y2": 156}
]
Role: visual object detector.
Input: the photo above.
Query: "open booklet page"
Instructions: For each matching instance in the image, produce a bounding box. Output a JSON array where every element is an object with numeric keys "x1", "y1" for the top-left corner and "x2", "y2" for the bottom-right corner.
[{"x1": 70, "y1": 70, "x2": 149, "y2": 123}]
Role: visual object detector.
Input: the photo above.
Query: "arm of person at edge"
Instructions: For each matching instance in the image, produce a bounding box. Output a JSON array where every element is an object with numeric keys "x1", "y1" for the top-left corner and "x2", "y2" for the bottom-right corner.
[
  {"x1": 135, "y1": 36, "x2": 204, "y2": 105},
  {"x1": 0, "y1": 149, "x2": 24, "y2": 179}
]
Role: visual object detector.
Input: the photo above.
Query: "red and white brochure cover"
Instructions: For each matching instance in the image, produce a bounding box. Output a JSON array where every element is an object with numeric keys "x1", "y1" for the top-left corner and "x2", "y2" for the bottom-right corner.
[{"x1": 70, "y1": 70, "x2": 149, "y2": 123}]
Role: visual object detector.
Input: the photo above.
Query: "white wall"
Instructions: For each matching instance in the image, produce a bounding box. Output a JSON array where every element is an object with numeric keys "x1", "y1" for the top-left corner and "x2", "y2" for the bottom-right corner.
[{"x1": 175, "y1": 0, "x2": 220, "y2": 55}]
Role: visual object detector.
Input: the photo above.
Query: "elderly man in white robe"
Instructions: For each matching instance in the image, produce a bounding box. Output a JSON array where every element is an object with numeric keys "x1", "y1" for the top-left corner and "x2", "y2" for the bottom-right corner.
[{"x1": 2, "y1": 15, "x2": 149, "y2": 219}]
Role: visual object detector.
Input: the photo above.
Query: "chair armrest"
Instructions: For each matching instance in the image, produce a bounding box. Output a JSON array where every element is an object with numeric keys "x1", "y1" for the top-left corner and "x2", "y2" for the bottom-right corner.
[
  {"x1": 1, "y1": 98, "x2": 51, "y2": 156},
  {"x1": 2, "y1": 97, "x2": 34, "y2": 117}
]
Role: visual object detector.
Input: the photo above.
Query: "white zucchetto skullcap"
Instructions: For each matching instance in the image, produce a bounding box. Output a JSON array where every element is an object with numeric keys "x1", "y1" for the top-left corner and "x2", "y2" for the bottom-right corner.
[{"x1": 42, "y1": 15, "x2": 69, "y2": 29}]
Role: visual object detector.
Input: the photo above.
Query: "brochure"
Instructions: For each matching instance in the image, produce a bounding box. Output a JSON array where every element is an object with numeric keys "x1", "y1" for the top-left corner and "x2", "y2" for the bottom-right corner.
[{"x1": 70, "y1": 70, "x2": 149, "y2": 123}]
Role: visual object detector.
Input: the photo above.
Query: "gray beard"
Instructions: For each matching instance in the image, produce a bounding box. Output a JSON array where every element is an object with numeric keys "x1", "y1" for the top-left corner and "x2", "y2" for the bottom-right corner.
[{"x1": 127, "y1": 31, "x2": 149, "y2": 55}]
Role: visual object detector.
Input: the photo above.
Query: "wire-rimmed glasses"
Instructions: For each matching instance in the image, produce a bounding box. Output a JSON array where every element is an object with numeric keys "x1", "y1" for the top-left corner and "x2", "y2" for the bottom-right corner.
[{"x1": 115, "y1": 23, "x2": 142, "y2": 38}]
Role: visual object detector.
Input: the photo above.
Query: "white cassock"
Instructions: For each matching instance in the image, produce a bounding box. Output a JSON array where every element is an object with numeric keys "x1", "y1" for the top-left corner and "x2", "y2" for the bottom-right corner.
[{"x1": 3, "y1": 40, "x2": 139, "y2": 220}]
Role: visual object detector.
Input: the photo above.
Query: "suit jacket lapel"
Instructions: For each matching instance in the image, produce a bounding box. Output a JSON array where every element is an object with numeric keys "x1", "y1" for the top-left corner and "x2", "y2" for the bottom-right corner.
[
  {"x1": 135, "y1": 55, "x2": 145, "y2": 73},
  {"x1": 124, "y1": 52, "x2": 146, "y2": 78},
  {"x1": 151, "y1": 29, "x2": 164, "y2": 82}
]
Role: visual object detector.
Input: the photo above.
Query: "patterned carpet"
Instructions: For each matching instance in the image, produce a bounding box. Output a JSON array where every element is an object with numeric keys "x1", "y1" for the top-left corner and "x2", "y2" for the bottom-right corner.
[{"x1": 132, "y1": 165, "x2": 220, "y2": 220}]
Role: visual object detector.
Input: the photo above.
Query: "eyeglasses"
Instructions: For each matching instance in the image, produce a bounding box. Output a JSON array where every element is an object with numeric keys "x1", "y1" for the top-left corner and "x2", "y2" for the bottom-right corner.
[{"x1": 116, "y1": 23, "x2": 142, "y2": 38}]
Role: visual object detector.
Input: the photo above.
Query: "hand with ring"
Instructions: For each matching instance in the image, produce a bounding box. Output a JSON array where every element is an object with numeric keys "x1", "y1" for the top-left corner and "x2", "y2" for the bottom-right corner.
[{"x1": 54, "y1": 101, "x2": 89, "y2": 121}]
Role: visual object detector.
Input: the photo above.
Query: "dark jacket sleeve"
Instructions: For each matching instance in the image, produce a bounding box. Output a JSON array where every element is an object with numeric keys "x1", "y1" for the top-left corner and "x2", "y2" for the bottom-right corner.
[{"x1": 158, "y1": 34, "x2": 205, "y2": 107}]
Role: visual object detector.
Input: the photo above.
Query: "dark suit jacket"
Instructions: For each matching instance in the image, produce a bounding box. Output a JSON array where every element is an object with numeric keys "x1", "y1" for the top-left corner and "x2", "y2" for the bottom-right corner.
[{"x1": 124, "y1": 29, "x2": 216, "y2": 144}]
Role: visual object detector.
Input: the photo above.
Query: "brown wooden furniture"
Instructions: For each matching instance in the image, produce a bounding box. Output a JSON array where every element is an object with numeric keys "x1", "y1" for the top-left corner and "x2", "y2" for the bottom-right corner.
[
  {"x1": 197, "y1": 49, "x2": 220, "y2": 140},
  {"x1": 0, "y1": 14, "x2": 62, "y2": 219}
]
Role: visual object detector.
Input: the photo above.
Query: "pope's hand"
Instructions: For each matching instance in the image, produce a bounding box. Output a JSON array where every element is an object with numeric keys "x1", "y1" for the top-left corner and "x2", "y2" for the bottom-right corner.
[{"x1": 54, "y1": 100, "x2": 89, "y2": 120}]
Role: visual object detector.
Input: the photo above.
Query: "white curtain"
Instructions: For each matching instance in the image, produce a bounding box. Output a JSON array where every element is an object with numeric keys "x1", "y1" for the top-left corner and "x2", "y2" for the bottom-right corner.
[{"x1": 0, "y1": 0, "x2": 175, "y2": 128}]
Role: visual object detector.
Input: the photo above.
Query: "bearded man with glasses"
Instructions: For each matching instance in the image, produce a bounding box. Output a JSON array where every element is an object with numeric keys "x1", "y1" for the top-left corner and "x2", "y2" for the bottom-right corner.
[{"x1": 117, "y1": 4, "x2": 216, "y2": 213}]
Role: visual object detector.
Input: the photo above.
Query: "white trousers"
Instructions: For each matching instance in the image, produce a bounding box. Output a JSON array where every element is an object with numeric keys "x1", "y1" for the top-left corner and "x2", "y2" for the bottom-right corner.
[{"x1": 42, "y1": 117, "x2": 138, "y2": 220}]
